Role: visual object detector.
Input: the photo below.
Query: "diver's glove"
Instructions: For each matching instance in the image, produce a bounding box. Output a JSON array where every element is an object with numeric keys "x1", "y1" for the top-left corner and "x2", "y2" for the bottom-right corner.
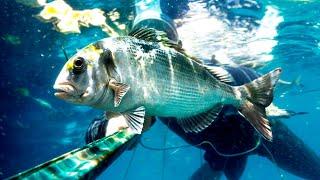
[
  {"x1": 85, "y1": 114, "x2": 156, "y2": 145},
  {"x1": 85, "y1": 114, "x2": 108, "y2": 144}
]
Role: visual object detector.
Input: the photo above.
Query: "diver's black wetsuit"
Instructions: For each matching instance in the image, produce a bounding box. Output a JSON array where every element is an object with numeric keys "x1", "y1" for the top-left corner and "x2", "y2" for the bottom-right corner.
[
  {"x1": 86, "y1": 66, "x2": 320, "y2": 180},
  {"x1": 84, "y1": 1, "x2": 320, "y2": 178},
  {"x1": 159, "y1": 66, "x2": 320, "y2": 180}
]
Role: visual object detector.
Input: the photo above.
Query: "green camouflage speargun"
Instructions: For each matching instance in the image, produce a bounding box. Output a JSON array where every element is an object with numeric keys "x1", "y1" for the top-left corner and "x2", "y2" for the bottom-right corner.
[{"x1": 8, "y1": 128, "x2": 137, "y2": 179}]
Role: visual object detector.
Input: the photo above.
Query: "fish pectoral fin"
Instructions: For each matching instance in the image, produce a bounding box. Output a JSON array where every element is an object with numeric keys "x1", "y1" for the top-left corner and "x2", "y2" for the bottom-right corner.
[
  {"x1": 123, "y1": 106, "x2": 146, "y2": 134},
  {"x1": 178, "y1": 104, "x2": 223, "y2": 133},
  {"x1": 204, "y1": 66, "x2": 235, "y2": 84},
  {"x1": 108, "y1": 79, "x2": 130, "y2": 107}
]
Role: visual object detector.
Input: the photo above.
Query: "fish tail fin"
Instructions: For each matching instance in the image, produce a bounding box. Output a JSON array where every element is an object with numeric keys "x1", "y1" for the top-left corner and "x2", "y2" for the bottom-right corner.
[{"x1": 237, "y1": 68, "x2": 282, "y2": 141}]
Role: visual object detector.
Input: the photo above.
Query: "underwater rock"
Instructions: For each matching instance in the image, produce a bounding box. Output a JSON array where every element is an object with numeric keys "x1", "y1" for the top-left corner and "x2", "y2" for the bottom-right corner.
[{"x1": 36, "y1": 0, "x2": 121, "y2": 36}]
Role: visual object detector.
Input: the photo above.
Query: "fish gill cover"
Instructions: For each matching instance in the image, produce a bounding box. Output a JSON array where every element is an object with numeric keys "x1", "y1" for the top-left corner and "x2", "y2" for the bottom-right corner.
[{"x1": 1, "y1": 0, "x2": 320, "y2": 179}]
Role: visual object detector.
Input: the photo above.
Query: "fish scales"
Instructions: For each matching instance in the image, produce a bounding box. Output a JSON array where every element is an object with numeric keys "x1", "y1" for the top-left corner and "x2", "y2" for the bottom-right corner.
[{"x1": 119, "y1": 38, "x2": 234, "y2": 117}]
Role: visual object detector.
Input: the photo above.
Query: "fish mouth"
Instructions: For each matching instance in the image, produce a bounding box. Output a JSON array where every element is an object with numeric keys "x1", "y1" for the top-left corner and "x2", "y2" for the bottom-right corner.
[
  {"x1": 53, "y1": 82, "x2": 77, "y2": 99},
  {"x1": 54, "y1": 89, "x2": 69, "y2": 99}
]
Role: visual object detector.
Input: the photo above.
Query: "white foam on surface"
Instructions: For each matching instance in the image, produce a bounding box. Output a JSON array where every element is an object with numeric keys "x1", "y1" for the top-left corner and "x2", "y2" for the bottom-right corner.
[{"x1": 177, "y1": 2, "x2": 284, "y2": 67}]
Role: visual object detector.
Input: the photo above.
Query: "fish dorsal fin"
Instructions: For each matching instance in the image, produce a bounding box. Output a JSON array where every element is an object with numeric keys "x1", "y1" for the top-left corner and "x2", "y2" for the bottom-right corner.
[
  {"x1": 108, "y1": 79, "x2": 130, "y2": 107},
  {"x1": 123, "y1": 106, "x2": 146, "y2": 134},
  {"x1": 129, "y1": 28, "x2": 182, "y2": 51},
  {"x1": 129, "y1": 28, "x2": 203, "y2": 64},
  {"x1": 178, "y1": 104, "x2": 223, "y2": 133},
  {"x1": 129, "y1": 28, "x2": 165, "y2": 42},
  {"x1": 204, "y1": 66, "x2": 235, "y2": 84}
]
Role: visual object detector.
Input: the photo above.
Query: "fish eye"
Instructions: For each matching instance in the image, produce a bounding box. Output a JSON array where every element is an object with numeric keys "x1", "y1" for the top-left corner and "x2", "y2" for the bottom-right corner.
[{"x1": 73, "y1": 57, "x2": 86, "y2": 74}]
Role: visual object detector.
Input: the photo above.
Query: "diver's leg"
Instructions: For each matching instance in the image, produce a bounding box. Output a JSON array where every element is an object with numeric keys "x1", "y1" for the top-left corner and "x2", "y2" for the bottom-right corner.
[
  {"x1": 223, "y1": 155, "x2": 248, "y2": 180},
  {"x1": 202, "y1": 150, "x2": 247, "y2": 180},
  {"x1": 190, "y1": 162, "x2": 222, "y2": 180},
  {"x1": 256, "y1": 120, "x2": 320, "y2": 179}
]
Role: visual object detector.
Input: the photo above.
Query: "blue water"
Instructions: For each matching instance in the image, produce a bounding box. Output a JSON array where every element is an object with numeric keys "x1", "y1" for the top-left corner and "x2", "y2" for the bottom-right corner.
[{"x1": 1, "y1": 0, "x2": 320, "y2": 179}]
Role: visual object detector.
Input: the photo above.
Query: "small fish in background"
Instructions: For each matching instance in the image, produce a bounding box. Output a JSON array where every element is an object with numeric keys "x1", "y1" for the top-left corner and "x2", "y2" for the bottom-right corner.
[
  {"x1": 72, "y1": 105, "x2": 93, "y2": 113},
  {"x1": 15, "y1": 87, "x2": 30, "y2": 97},
  {"x1": 16, "y1": 120, "x2": 30, "y2": 129},
  {"x1": 1, "y1": 34, "x2": 21, "y2": 45},
  {"x1": 278, "y1": 75, "x2": 303, "y2": 89},
  {"x1": 33, "y1": 98, "x2": 54, "y2": 110},
  {"x1": 227, "y1": 0, "x2": 241, "y2": 6},
  {"x1": 15, "y1": 87, "x2": 54, "y2": 110},
  {"x1": 276, "y1": 75, "x2": 304, "y2": 98}
]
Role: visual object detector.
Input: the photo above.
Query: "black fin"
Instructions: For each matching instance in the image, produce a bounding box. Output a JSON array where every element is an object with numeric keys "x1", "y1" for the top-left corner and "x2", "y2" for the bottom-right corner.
[
  {"x1": 178, "y1": 104, "x2": 223, "y2": 133},
  {"x1": 129, "y1": 27, "x2": 203, "y2": 64},
  {"x1": 108, "y1": 79, "x2": 130, "y2": 107},
  {"x1": 204, "y1": 66, "x2": 235, "y2": 84},
  {"x1": 123, "y1": 106, "x2": 146, "y2": 134},
  {"x1": 237, "y1": 68, "x2": 282, "y2": 141}
]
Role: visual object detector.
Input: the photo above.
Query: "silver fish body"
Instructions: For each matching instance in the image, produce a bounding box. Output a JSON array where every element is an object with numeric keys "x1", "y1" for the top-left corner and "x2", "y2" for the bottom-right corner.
[
  {"x1": 54, "y1": 28, "x2": 281, "y2": 140},
  {"x1": 97, "y1": 37, "x2": 238, "y2": 118}
]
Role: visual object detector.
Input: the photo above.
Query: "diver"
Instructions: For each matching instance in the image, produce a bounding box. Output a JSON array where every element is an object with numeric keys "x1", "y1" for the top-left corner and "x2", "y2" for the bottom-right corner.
[
  {"x1": 86, "y1": 67, "x2": 320, "y2": 180},
  {"x1": 85, "y1": 0, "x2": 320, "y2": 179}
]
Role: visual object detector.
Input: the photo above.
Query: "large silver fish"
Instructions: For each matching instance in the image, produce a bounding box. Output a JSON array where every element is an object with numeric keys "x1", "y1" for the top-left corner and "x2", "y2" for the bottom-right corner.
[{"x1": 53, "y1": 28, "x2": 281, "y2": 140}]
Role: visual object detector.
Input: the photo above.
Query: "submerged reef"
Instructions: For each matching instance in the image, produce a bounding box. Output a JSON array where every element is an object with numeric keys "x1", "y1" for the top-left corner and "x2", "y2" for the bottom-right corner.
[{"x1": 16, "y1": 0, "x2": 128, "y2": 36}]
